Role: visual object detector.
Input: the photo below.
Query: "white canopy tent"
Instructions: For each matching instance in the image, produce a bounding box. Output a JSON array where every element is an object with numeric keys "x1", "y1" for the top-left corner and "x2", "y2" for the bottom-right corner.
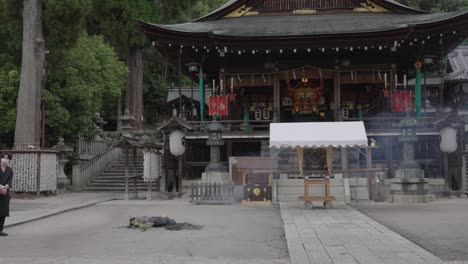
[
  {"x1": 269, "y1": 122, "x2": 370, "y2": 177},
  {"x1": 269, "y1": 122, "x2": 368, "y2": 149}
]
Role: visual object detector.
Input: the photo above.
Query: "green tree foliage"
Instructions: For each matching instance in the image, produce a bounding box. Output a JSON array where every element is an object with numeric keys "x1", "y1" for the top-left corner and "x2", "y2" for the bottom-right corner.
[
  {"x1": 0, "y1": 0, "x2": 230, "y2": 147},
  {"x1": 0, "y1": 55, "x2": 20, "y2": 149},
  {"x1": 88, "y1": 0, "x2": 157, "y2": 56},
  {"x1": 44, "y1": 0, "x2": 92, "y2": 50},
  {"x1": 0, "y1": 0, "x2": 22, "y2": 62},
  {"x1": 44, "y1": 34, "x2": 127, "y2": 144}
]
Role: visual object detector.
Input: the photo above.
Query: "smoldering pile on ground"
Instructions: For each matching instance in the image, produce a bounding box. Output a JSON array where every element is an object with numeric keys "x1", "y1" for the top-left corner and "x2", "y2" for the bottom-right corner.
[{"x1": 128, "y1": 216, "x2": 203, "y2": 231}]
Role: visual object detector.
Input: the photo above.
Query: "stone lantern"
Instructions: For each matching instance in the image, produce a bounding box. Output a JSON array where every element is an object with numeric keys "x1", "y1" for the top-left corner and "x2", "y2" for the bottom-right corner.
[
  {"x1": 395, "y1": 115, "x2": 420, "y2": 171},
  {"x1": 52, "y1": 137, "x2": 73, "y2": 191},
  {"x1": 387, "y1": 115, "x2": 434, "y2": 203},
  {"x1": 93, "y1": 112, "x2": 107, "y2": 141},
  {"x1": 202, "y1": 117, "x2": 231, "y2": 182},
  {"x1": 205, "y1": 118, "x2": 227, "y2": 173},
  {"x1": 118, "y1": 109, "x2": 135, "y2": 137}
]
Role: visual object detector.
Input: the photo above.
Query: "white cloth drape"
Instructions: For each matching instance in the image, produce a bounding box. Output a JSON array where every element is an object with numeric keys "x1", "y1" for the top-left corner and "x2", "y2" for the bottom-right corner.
[{"x1": 143, "y1": 149, "x2": 161, "y2": 182}]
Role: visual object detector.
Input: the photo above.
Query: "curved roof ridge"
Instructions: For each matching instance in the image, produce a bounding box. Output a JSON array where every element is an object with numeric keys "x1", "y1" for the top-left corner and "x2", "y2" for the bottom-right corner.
[
  {"x1": 194, "y1": 0, "x2": 427, "y2": 22},
  {"x1": 379, "y1": 0, "x2": 427, "y2": 14},
  {"x1": 194, "y1": 0, "x2": 246, "y2": 22}
]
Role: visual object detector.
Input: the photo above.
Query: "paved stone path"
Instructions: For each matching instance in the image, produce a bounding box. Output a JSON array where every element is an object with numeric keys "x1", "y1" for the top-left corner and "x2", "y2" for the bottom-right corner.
[
  {"x1": 3, "y1": 194, "x2": 463, "y2": 264},
  {"x1": 6, "y1": 192, "x2": 119, "y2": 228},
  {"x1": 280, "y1": 202, "x2": 445, "y2": 264},
  {"x1": 2, "y1": 200, "x2": 290, "y2": 264}
]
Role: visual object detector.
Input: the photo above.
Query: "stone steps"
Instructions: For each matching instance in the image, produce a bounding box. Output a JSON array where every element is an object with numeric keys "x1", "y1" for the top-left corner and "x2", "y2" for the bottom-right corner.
[{"x1": 83, "y1": 153, "x2": 153, "y2": 192}]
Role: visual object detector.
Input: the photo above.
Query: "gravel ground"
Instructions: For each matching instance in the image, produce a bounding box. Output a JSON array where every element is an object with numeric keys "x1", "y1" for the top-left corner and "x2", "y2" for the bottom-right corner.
[
  {"x1": 354, "y1": 198, "x2": 468, "y2": 262},
  {"x1": 0, "y1": 201, "x2": 290, "y2": 264}
]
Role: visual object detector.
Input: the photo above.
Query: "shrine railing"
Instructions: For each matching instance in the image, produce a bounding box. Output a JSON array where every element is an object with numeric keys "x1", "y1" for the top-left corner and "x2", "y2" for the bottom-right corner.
[
  {"x1": 78, "y1": 135, "x2": 112, "y2": 160},
  {"x1": 73, "y1": 144, "x2": 121, "y2": 190},
  {"x1": 343, "y1": 116, "x2": 435, "y2": 130},
  {"x1": 187, "y1": 120, "x2": 271, "y2": 132},
  {"x1": 255, "y1": 0, "x2": 357, "y2": 11}
]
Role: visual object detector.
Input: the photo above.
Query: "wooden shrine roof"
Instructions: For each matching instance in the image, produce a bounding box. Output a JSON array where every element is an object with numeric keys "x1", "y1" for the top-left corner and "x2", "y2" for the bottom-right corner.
[
  {"x1": 141, "y1": 11, "x2": 468, "y2": 39},
  {"x1": 194, "y1": 0, "x2": 426, "y2": 22}
]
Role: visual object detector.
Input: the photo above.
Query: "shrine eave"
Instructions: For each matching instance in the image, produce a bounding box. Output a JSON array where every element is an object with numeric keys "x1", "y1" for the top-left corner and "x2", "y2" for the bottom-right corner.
[
  {"x1": 140, "y1": 11, "x2": 468, "y2": 48},
  {"x1": 194, "y1": 0, "x2": 426, "y2": 22}
]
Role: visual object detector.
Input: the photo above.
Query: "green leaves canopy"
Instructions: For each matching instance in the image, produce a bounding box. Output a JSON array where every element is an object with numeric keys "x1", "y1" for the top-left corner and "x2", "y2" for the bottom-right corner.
[{"x1": 44, "y1": 34, "x2": 127, "y2": 144}]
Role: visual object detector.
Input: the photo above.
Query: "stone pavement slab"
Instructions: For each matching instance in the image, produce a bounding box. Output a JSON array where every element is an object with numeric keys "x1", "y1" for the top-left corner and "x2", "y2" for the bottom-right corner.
[
  {"x1": 6, "y1": 192, "x2": 119, "y2": 228},
  {"x1": 280, "y1": 202, "x2": 445, "y2": 264},
  {"x1": 354, "y1": 199, "x2": 468, "y2": 263}
]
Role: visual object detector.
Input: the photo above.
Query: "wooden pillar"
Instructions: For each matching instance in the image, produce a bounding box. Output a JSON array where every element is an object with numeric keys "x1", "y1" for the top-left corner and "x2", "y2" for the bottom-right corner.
[
  {"x1": 367, "y1": 148, "x2": 373, "y2": 172},
  {"x1": 462, "y1": 155, "x2": 467, "y2": 192},
  {"x1": 133, "y1": 147, "x2": 138, "y2": 199},
  {"x1": 367, "y1": 147, "x2": 373, "y2": 200},
  {"x1": 341, "y1": 148, "x2": 348, "y2": 178},
  {"x1": 444, "y1": 153, "x2": 450, "y2": 190},
  {"x1": 227, "y1": 140, "x2": 233, "y2": 158},
  {"x1": 124, "y1": 145, "x2": 129, "y2": 200},
  {"x1": 273, "y1": 72, "x2": 281, "y2": 122},
  {"x1": 390, "y1": 68, "x2": 397, "y2": 114},
  {"x1": 178, "y1": 157, "x2": 183, "y2": 193},
  {"x1": 334, "y1": 70, "x2": 341, "y2": 121},
  {"x1": 386, "y1": 137, "x2": 393, "y2": 178}
]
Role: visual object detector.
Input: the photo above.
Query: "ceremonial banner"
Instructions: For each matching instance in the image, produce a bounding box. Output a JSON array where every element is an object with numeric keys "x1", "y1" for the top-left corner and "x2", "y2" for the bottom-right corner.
[
  {"x1": 209, "y1": 96, "x2": 219, "y2": 116},
  {"x1": 218, "y1": 96, "x2": 228, "y2": 116},
  {"x1": 392, "y1": 92, "x2": 403, "y2": 112},
  {"x1": 392, "y1": 91, "x2": 412, "y2": 112},
  {"x1": 402, "y1": 91, "x2": 412, "y2": 112},
  {"x1": 228, "y1": 93, "x2": 236, "y2": 102}
]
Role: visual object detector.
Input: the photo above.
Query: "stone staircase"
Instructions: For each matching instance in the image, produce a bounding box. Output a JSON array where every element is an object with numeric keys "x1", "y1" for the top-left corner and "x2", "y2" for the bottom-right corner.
[{"x1": 83, "y1": 153, "x2": 159, "y2": 192}]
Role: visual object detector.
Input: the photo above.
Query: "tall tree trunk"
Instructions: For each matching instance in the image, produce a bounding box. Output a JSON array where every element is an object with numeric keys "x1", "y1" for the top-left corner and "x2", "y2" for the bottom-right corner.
[
  {"x1": 126, "y1": 46, "x2": 143, "y2": 129},
  {"x1": 14, "y1": 0, "x2": 45, "y2": 149}
]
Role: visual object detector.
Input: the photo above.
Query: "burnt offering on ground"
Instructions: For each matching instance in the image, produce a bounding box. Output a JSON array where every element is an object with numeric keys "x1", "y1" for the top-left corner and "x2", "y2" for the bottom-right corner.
[{"x1": 128, "y1": 216, "x2": 202, "y2": 231}]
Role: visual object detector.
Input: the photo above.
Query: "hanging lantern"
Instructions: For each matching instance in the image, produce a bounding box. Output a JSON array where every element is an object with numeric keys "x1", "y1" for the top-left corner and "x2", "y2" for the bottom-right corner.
[
  {"x1": 255, "y1": 108, "x2": 262, "y2": 121},
  {"x1": 262, "y1": 108, "x2": 270, "y2": 120},
  {"x1": 440, "y1": 127, "x2": 458, "y2": 153},
  {"x1": 192, "y1": 104, "x2": 197, "y2": 117},
  {"x1": 169, "y1": 130, "x2": 186, "y2": 157}
]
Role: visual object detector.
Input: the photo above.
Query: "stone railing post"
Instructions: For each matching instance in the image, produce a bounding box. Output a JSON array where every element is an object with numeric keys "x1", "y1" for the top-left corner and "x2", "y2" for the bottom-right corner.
[{"x1": 72, "y1": 164, "x2": 81, "y2": 191}]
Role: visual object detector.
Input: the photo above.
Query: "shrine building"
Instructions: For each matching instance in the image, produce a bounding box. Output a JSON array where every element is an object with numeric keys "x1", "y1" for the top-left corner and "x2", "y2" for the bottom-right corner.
[{"x1": 140, "y1": 0, "x2": 468, "y2": 193}]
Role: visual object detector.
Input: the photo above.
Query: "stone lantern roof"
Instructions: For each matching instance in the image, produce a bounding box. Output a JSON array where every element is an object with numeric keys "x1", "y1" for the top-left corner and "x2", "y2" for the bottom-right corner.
[
  {"x1": 51, "y1": 137, "x2": 73, "y2": 153},
  {"x1": 395, "y1": 116, "x2": 419, "y2": 128},
  {"x1": 207, "y1": 119, "x2": 225, "y2": 132}
]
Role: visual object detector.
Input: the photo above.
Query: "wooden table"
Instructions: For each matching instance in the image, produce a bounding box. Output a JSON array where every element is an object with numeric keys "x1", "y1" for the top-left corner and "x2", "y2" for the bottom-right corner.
[{"x1": 299, "y1": 178, "x2": 336, "y2": 209}]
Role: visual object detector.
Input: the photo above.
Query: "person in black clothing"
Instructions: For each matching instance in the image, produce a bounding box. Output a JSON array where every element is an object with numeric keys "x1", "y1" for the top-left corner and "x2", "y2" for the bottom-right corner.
[{"x1": 0, "y1": 152, "x2": 13, "y2": 236}]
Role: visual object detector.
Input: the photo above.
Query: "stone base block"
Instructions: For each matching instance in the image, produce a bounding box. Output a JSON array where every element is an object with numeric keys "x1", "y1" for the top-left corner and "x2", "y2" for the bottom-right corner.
[
  {"x1": 202, "y1": 172, "x2": 231, "y2": 182},
  {"x1": 390, "y1": 178, "x2": 430, "y2": 195},
  {"x1": 395, "y1": 168, "x2": 424, "y2": 179},
  {"x1": 386, "y1": 194, "x2": 435, "y2": 203}
]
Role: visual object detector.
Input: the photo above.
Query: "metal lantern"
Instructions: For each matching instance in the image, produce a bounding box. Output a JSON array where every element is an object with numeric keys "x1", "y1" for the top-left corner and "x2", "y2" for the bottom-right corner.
[
  {"x1": 192, "y1": 104, "x2": 198, "y2": 117},
  {"x1": 169, "y1": 130, "x2": 186, "y2": 157},
  {"x1": 186, "y1": 62, "x2": 199, "y2": 73}
]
